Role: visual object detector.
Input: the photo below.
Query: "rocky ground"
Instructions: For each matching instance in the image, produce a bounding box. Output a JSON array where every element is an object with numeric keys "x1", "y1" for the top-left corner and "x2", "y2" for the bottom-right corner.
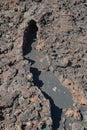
[{"x1": 0, "y1": 0, "x2": 87, "y2": 130}]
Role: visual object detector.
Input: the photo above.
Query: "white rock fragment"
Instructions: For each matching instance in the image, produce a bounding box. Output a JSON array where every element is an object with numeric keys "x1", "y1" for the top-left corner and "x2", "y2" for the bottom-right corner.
[{"x1": 52, "y1": 87, "x2": 57, "y2": 92}]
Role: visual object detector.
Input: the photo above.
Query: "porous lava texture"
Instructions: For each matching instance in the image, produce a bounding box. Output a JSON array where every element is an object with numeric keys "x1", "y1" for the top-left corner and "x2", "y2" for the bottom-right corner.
[{"x1": 0, "y1": 0, "x2": 87, "y2": 130}]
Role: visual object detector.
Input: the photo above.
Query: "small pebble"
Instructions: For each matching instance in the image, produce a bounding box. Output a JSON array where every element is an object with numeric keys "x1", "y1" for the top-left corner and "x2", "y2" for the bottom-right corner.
[
  {"x1": 26, "y1": 73, "x2": 33, "y2": 81},
  {"x1": 9, "y1": 22, "x2": 14, "y2": 27},
  {"x1": 52, "y1": 87, "x2": 57, "y2": 92}
]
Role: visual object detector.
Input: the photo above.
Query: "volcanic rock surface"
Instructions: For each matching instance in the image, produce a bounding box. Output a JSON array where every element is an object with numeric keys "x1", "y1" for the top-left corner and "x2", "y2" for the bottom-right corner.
[{"x1": 0, "y1": 0, "x2": 87, "y2": 130}]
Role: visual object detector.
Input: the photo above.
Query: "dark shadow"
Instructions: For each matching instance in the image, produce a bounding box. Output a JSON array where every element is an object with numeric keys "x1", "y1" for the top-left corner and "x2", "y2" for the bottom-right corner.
[
  {"x1": 21, "y1": 124, "x2": 26, "y2": 130},
  {"x1": 0, "y1": 106, "x2": 4, "y2": 110},
  {"x1": 42, "y1": 91, "x2": 62, "y2": 130},
  {"x1": 0, "y1": 114, "x2": 4, "y2": 121},
  {"x1": 22, "y1": 20, "x2": 38, "y2": 56},
  {"x1": 68, "y1": 61, "x2": 72, "y2": 67},
  {"x1": 30, "y1": 67, "x2": 44, "y2": 89},
  {"x1": 0, "y1": 106, "x2": 4, "y2": 121}
]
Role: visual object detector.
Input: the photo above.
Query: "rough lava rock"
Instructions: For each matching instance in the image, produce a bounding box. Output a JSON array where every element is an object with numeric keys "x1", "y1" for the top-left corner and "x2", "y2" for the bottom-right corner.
[{"x1": 0, "y1": 0, "x2": 87, "y2": 130}]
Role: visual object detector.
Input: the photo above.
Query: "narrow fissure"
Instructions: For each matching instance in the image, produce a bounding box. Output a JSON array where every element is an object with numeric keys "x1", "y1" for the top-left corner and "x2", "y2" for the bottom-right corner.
[
  {"x1": 30, "y1": 66, "x2": 62, "y2": 130},
  {"x1": 22, "y1": 20, "x2": 72, "y2": 130},
  {"x1": 42, "y1": 91, "x2": 62, "y2": 130}
]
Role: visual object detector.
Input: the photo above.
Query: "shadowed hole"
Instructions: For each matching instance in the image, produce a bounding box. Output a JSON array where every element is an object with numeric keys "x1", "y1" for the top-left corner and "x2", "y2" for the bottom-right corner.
[
  {"x1": 21, "y1": 124, "x2": 26, "y2": 130},
  {"x1": 0, "y1": 106, "x2": 5, "y2": 121},
  {"x1": 22, "y1": 20, "x2": 38, "y2": 56},
  {"x1": 0, "y1": 114, "x2": 4, "y2": 121}
]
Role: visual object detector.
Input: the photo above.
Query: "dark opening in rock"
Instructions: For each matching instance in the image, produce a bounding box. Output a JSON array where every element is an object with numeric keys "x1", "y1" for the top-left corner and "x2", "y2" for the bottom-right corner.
[
  {"x1": 0, "y1": 106, "x2": 4, "y2": 121},
  {"x1": 22, "y1": 20, "x2": 38, "y2": 56},
  {"x1": 21, "y1": 124, "x2": 26, "y2": 130},
  {"x1": 0, "y1": 114, "x2": 4, "y2": 121}
]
